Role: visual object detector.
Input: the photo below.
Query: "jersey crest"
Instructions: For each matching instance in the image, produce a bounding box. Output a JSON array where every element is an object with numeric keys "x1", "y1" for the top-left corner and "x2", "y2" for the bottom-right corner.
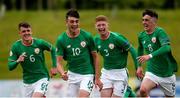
[
  {"x1": 151, "y1": 37, "x2": 156, "y2": 43},
  {"x1": 80, "y1": 41, "x2": 86, "y2": 48},
  {"x1": 34, "y1": 48, "x2": 40, "y2": 54},
  {"x1": 109, "y1": 43, "x2": 114, "y2": 49}
]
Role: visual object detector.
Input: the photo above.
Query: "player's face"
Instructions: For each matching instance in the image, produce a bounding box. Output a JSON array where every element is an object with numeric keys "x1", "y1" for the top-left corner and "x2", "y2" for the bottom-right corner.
[
  {"x1": 19, "y1": 27, "x2": 32, "y2": 41},
  {"x1": 142, "y1": 15, "x2": 156, "y2": 32},
  {"x1": 66, "y1": 16, "x2": 79, "y2": 33},
  {"x1": 95, "y1": 21, "x2": 109, "y2": 35}
]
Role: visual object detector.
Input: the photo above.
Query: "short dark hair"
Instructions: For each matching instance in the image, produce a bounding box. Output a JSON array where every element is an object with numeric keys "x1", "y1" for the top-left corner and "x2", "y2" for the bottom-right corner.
[
  {"x1": 142, "y1": 9, "x2": 158, "y2": 19},
  {"x1": 18, "y1": 22, "x2": 31, "y2": 30},
  {"x1": 66, "y1": 9, "x2": 80, "y2": 19}
]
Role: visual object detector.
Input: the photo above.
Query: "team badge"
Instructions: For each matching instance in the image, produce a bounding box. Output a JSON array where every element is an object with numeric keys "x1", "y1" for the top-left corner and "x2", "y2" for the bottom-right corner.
[
  {"x1": 109, "y1": 43, "x2": 114, "y2": 49},
  {"x1": 67, "y1": 45, "x2": 71, "y2": 48},
  {"x1": 151, "y1": 37, "x2": 156, "y2": 43},
  {"x1": 34, "y1": 48, "x2": 40, "y2": 54},
  {"x1": 81, "y1": 41, "x2": 86, "y2": 47},
  {"x1": 9, "y1": 51, "x2": 13, "y2": 56},
  {"x1": 98, "y1": 45, "x2": 101, "y2": 49}
]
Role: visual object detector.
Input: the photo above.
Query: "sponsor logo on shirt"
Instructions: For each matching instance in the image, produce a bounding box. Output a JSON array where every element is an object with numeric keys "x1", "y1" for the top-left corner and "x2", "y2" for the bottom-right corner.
[
  {"x1": 98, "y1": 45, "x2": 101, "y2": 49},
  {"x1": 143, "y1": 41, "x2": 146, "y2": 44},
  {"x1": 81, "y1": 41, "x2": 86, "y2": 48},
  {"x1": 151, "y1": 37, "x2": 156, "y2": 43},
  {"x1": 35, "y1": 48, "x2": 40, "y2": 54},
  {"x1": 109, "y1": 43, "x2": 114, "y2": 49},
  {"x1": 67, "y1": 45, "x2": 71, "y2": 48}
]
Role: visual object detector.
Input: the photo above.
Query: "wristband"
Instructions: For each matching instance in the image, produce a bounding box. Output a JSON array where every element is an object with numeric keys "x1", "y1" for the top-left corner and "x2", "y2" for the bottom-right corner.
[{"x1": 148, "y1": 54, "x2": 153, "y2": 58}]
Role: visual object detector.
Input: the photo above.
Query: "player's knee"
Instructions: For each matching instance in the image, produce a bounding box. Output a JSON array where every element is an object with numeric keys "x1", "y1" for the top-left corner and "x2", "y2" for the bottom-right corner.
[{"x1": 139, "y1": 86, "x2": 148, "y2": 97}]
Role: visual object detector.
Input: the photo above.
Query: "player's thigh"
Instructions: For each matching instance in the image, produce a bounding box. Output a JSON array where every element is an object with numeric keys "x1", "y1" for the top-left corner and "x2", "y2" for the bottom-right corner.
[
  {"x1": 113, "y1": 80, "x2": 128, "y2": 97},
  {"x1": 67, "y1": 83, "x2": 80, "y2": 97},
  {"x1": 33, "y1": 78, "x2": 49, "y2": 96},
  {"x1": 23, "y1": 83, "x2": 34, "y2": 97},
  {"x1": 159, "y1": 74, "x2": 176, "y2": 97},
  {"x1": 101, "y1": 88, "x2": 113, "y2": 97},
  {"x1": 141, "y1": 72, "x2": 157, "y2": 92},
  {"x1": 80, "y1": 76, "x2": 94, "y2": 93}
]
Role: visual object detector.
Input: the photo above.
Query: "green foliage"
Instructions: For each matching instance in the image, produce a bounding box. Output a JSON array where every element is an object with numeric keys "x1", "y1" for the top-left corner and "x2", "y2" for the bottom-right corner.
[{"x1": 0, "y1": 10, "x2": 179, "y2": 79}]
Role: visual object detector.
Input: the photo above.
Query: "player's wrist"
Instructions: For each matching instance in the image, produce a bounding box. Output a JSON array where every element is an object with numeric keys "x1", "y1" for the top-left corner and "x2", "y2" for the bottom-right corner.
[
  {"x1": 16, "y1": 60, "x2": 20, "y2": 63},
  {"x1": 148, "y1": 54, "x2": 153, "y2": 58}
]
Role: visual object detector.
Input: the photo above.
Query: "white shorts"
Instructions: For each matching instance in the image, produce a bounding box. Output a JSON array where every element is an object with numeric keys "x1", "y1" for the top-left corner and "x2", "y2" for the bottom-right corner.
[
  {"x1": 23, "y1": 78, "x2": 49, "y2": 97},
  {"x1": 100, "y1": 68, "x2": 128, "y2": 96},
  {"x1": 66, "y1": 71, "x2": 94, "y2": 97},
  {"x1": 144, "y1": 72, "x2": 176, "y2": 96}
]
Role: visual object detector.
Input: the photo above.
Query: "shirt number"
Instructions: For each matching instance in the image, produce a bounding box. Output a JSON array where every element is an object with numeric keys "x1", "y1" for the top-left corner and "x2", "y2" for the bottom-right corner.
[
  {"x1": 30, "y1": 54, "x2": 35, "y2": 62},
  {"x1": 72, "y1": 48, "x2": 81, "y2": 56},
  {"x1": 104, "y1": 49, "x2": 109, "y2": 56}
]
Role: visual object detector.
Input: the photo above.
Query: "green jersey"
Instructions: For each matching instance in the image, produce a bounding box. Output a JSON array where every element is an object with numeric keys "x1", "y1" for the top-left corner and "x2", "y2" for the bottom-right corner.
[
  {"x1": 56, "y1": 29, "x2": 96, "y2": 74},
  {"x1": 138, "y1": 27, "x2": 178, "y2": 77},
  {"x1": 8, "y1": 38, "x2": 56, "y2": 84},
  {"x1": 94, "y1": 32, "x2": 131, "y2": 70}
]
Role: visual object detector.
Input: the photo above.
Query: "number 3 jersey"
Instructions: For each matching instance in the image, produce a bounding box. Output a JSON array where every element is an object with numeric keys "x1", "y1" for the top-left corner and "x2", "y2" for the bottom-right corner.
[
  {"x1": 8, "y1": 38, "x2": 54, "y2": 84},
  {"x1": 56, "y1": 29, "x2": 96, "y2": 75},
  {"x1": 94, "y1": 32, "x2": 131, "y2": 70}
]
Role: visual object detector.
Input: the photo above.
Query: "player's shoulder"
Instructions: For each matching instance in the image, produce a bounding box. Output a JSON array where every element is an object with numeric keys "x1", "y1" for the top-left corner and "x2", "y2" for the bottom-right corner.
[
  {"x1": 111, "y1": 32, "x2": 126, "y2": 39},
  {"x1": 57, "y1": 31, "x2": 66, "y2": 40},
  {"x1": 11, "y1": 39, "x2": 22, "y2": 47},
  {"x1": 94, "y1": 34, "x2": 101, "y2": 42},
  {"x1": 155, "y1": 27, "x2": 166, "y2": 34},
  {"x1": 80, "y1": 29, "x2": 92, "y2": 37},
  {"x1": 138, "y1": 30, "x2": 147, "y2": 38}
]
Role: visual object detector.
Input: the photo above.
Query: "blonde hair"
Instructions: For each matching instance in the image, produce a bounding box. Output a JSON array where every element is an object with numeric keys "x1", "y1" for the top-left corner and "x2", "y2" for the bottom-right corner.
[{"x1": 95, "y1": 15, "x2": 108, "y2": 22}]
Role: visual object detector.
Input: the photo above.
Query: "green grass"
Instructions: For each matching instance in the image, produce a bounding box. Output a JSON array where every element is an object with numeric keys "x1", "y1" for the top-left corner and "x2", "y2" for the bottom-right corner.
[{"x1": 0, "y1": 9, "x2": 179, "y2": 79}]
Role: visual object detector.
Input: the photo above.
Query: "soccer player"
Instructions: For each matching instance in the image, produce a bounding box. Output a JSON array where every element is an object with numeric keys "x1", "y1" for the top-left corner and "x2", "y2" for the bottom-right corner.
[
  {"x1": 94, "y1": 15, "x2": 138, "y2": 97},
  {"x1": 8, "y1": 22, "x2": 57, "y2": 97},
  {"x1": 56, "y1": 9, "x2": 102, "y2": 97},
  {"x1": 136, "y1": 9, "x2": 178, "y2": 97}
]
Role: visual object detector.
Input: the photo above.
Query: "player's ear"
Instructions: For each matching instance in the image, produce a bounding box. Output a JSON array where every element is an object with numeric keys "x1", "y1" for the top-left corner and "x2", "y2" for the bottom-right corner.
[{"x1": 18, "y1": 31, "x2": 21, "y2": 34}]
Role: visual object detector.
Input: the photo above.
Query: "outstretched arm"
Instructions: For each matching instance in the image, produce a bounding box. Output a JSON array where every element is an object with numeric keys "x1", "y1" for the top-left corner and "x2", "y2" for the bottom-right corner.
[
  {"x1": 129, "y1": 46, "x2": 139, "y2": 70},
  {"x1": 138, "y1": 45, "x2": 171, "y2": 63},
  {"x1": 56, "y1": 56, "x2": 68, "y2": 81},
  {"x1": 91, "y1": 51, "x2": 103, "y2": 91},
  {"x1": 49, "y1": 46, "x2": 58, "y2": 77},
  {"x1": 8, "y1": 52, "x2": 26, "y2": 71}
]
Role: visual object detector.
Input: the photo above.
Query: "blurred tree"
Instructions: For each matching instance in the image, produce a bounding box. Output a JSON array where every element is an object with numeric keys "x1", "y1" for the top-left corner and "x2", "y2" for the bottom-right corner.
[
  {"x1": 21, "y1": 0, "x2": 26, "y2": 10},
  {"x1": 37, "y1": 0, "x2": 42, "y2": 10},
  {"x1": 163, "y1": 0, "x2": 175, "y2": 9}
]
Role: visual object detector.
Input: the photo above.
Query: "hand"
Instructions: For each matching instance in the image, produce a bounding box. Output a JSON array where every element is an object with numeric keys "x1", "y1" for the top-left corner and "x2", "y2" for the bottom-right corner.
[
  {"x1": 61, "y1": 71, "x2": 68, "y2": 81},
  {"x1": 137, "y1": 55, "x2": 151, "y2": 64},
  {"x1": 136, "y1": 67, "x2": 144, "y2": 80},
  {"x1": 95, "y1": 78, "x2": 103, "y2": 91},
  {"x1": 50, "y1": 67, "x2": 58, "y2": 78},
  {"x1": 16, "y1": 52, "x2": 27, "y2": 63}
]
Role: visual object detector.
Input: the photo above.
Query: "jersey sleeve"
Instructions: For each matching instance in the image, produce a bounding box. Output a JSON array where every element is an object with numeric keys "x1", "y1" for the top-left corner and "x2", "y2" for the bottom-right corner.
[
  {"x1": 8, "y1": 44, "x2": 19, "y2": 70},
  {"x1": 158, "y1": 29, "x2": 170, "y2": 46},
  {"x1": 40, "y1": 39, "x2": 53, "y2": 51},
  {"x1": 87, "y1": 33, "x2": 96, "y2": 52},
  {"x1": 137, "y1": 33, "x2": 144, "y2": 56},
  {"x1": 40, "y1": 39, "x2": 57, "y2": 67},
  {"x1": 55, "y1": 36, "x2": 64, "y2": 56},
  {"x1": 115, "y1": 35, "x2": 131, "y2": 51}
]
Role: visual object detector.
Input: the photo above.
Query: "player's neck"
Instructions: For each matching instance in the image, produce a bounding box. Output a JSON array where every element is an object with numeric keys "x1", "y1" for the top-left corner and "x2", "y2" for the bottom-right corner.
[
  {"x1": 101, "y1": 31, "x2": 110, "y2": 40},
  {"x1": 146, "y1": 26, "x2": 156, "y2": 34},
  {"x1": 22, "y1": 39, "x2": 33, "y2": 46},
  {"x1": 67, "y1": 29, "x2": 80, "y2": 38}
]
